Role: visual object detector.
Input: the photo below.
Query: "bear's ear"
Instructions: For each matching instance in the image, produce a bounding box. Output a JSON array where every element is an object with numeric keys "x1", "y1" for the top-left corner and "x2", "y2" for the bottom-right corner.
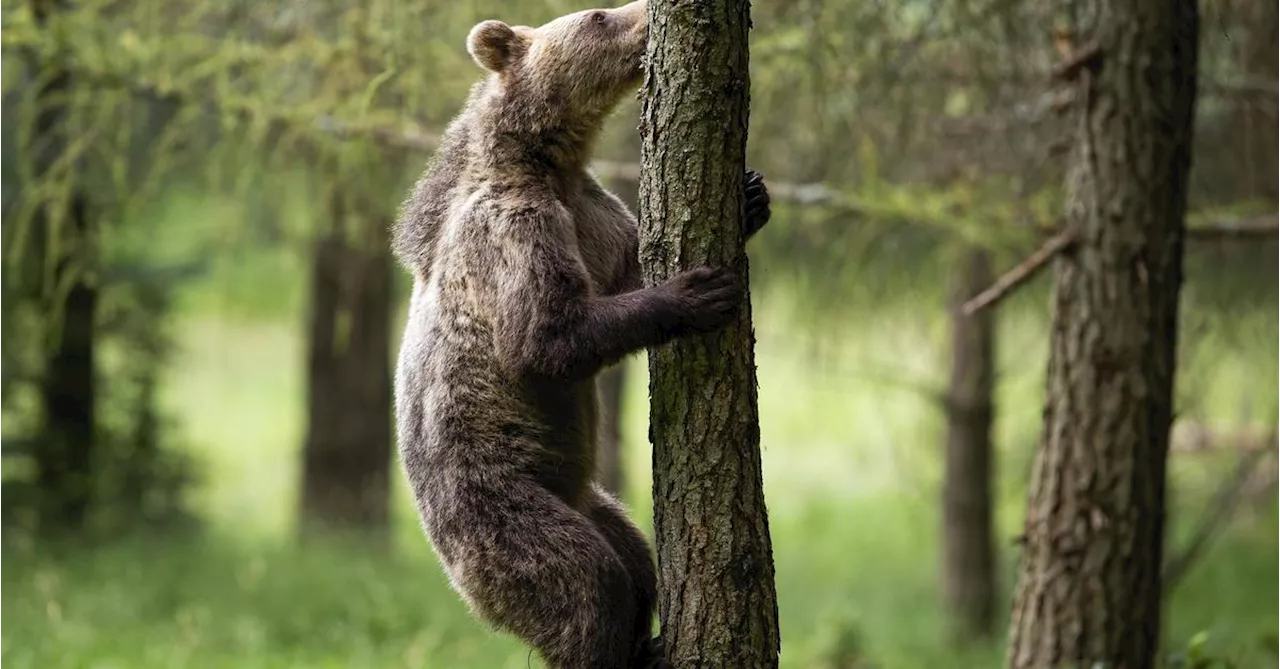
[{"x1": 467, "y1": 20, "x2": 523, "y2": 73}]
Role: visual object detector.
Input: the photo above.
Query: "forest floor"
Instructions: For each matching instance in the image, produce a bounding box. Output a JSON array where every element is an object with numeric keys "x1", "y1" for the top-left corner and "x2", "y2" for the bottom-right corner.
[{"x1": 3, "y1": 268, "x2": 1276, "y2": 668}]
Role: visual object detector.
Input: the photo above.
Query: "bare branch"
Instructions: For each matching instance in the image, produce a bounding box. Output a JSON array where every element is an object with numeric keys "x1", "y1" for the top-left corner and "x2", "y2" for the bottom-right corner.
[
  {"x1": 961, "y1": 229, "x2": 1077, "y2": 316},
  {"x1": 959, "y1": 214, "x2": 1278, "y2": 316},
  {"x1": 1200, "y1": 76, "x2": 1280, "y2": 97},
  {"x1": 1186, "y1": 215, "x2": 1279, "y2": 240},
  {"x1": 1172, "y1": 421, "x2": 1279, "y2": 454}
]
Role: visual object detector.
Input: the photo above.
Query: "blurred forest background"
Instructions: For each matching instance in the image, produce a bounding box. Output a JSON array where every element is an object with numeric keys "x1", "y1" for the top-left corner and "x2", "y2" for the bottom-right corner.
[{"x1": 1, "y1": 0, "x2": 1276, "y2": 667}]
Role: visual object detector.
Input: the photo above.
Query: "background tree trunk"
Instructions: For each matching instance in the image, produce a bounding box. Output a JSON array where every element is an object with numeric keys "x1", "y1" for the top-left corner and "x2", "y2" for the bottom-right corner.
[
  {"x1": 596, "y1": 364, "x2": 627, "y2": 496},
  {"x1": 1006, "y1": 1, "x2": 1199, "y2": 666},
  {"x1": 941, "y1": 246, "x2": 997, "y2": 642},
  {"x1": 37, "y1": 199, "x2": 97, "y2": 530},
  {"x1": 299, "y1": 188, "x2": 393, "y2": 540},
  {"x1": 32, "y1": 0, "x2": 97, "y2": 532},
  {"x1": 639, "y1": 0, "x2": 780, "y2": 666},
  {"x1": 1238, "y1": 2, "x2": 1276, "y2": 201},
  {"x1": 595, "y1": 153, "x2": 641, "y2": 498},
  {"x1": 37, "y1": 236, "x2": 97, "y2": 534}
]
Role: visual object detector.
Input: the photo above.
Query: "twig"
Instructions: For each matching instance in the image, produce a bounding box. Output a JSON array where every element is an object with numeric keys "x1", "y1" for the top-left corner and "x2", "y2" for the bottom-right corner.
[
  {"x1": 1163, "y1": 441, "x2": 1276, "y2": 591},
  {"x1": 1200, "y1": 76, "x2": 1280, "y2": 97},
  {"x1": 1172, "y1": 421, "x2": 1278, "y2": 454},
  {"x1": 961, "y1": 229, "x2": 1077, "y2": 316},
  {"x1": 1186, "y1": 215, "x2": 1279, "y2": 240},
  {"x1": 958, "y1": 214, "x2": 1278, "y2": 316}
]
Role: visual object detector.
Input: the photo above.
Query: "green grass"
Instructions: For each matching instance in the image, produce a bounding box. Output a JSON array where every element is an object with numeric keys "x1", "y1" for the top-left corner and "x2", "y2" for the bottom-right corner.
[{"x1": 3, "y1": 263, "x2": 1277, "y2": 668}]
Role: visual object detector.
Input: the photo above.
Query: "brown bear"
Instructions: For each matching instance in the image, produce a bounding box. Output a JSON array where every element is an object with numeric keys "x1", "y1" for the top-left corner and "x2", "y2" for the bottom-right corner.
[{"x1": 391, "y1": 3, "x2": 771, "y2": 667}]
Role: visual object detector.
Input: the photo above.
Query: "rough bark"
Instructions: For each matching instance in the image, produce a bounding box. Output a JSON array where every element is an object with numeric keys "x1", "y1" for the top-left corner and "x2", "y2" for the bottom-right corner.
[
  {"x1": 942, "y1": 246, "x2": 997, "y2": 642},
  {"x1": 639, "y1": 0, "x2": 780, "y2": 666},
  {"x1": 1006, "y1": 0, "x2": 1199, "y2": 666},
  {"x1": 299, "y1": 189, "x2": 393, "y2": 540},
  {"x1": 31, "y1": 0, "x2": 97, "y2": 531}
]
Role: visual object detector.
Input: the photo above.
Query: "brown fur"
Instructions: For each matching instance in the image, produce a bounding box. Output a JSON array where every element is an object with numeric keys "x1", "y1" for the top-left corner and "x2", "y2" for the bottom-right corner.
[{"x1": 392, "y1": 3, "x2": 770, "y2": 667}]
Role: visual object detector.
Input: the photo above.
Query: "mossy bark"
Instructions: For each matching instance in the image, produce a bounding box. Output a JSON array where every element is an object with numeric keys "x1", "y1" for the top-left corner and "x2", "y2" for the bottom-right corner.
[{"x1": 638, "y1": 0, "x2": 780, "y2": 666}]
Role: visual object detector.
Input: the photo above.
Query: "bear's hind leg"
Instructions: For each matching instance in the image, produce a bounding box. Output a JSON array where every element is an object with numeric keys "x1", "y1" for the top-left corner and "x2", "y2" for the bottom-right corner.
[
  {"x1": 448, "y1": 483, "x2": 637, "y2": 669},
  {"x1": 583, "y1": 485, "x2": 659, "y2": 664}
]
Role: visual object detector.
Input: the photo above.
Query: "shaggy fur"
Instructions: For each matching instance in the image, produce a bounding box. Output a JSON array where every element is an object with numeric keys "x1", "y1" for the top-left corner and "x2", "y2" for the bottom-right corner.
[{"x1": 391, "y1": 3, "x2": 771, "y2": 667}]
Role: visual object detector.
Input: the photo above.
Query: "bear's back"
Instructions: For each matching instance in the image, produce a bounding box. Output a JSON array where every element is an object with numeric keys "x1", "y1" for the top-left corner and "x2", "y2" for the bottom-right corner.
[
  {"x1": 395, "y1": 184, "x2": 596, "y2": 460},
  {"x1": 396, "y1": 188, "x2": 502, "y2": 447}
]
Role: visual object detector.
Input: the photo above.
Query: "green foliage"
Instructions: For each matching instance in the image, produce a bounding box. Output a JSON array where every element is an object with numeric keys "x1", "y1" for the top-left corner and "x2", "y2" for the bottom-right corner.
[
  {"x1": 1175, "y1": 631, "x2": 1234, "y2": 669},
  {"x1": 0, "y1": 0, "x2": 1274, "y2": 663},
  {"x1": 1, "y1": 322, "x2": 1274, "y2": 667},
  {"x1": 9, "y1": 253, "x2": 1269, "y2": 666}
]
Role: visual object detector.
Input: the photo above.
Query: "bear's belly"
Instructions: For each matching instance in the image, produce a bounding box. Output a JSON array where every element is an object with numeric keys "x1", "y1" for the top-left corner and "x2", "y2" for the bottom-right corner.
[{"x1": 404, "y1": 333, "x2": 600, "y2": 504}]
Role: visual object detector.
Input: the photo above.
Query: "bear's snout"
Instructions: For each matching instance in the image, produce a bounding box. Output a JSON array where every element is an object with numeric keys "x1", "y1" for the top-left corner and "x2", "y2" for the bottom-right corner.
[{"x1": 614, "y1": 0, "x2": 647, "y2": 35}]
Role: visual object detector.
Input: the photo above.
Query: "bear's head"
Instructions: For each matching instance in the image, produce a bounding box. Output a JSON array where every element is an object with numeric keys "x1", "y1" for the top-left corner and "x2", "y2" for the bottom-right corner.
[{"x1": 466, "y1": 1, "x2": 648, "y2": 123}]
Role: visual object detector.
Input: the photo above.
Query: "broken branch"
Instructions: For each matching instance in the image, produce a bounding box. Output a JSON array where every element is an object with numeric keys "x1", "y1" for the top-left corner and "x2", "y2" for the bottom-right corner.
[
  {"x1": 1186, "y1": 215, "x2": 1279, "y2": 240},
  {"x1": 961, "y1": 229, "x2": 1077, "y2": 316},
  {"x1": 958, "y1": 214, "x2": 1278, "y2": 317}
]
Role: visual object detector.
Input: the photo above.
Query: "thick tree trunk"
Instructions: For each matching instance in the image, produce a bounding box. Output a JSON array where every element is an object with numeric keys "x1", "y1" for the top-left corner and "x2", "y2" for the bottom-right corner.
[
  {"x1": 30, "y1": 0, "x2": 97, "y2": 531},
  {"x1": 596, "y1": 364, "x2": 627, "y2": 496},
  {"x1": 1006, "y1": 1, "x2": 1199, "y2": 667},
  {"x1": 639, "y1": 1, "x2": 780, "y2": 667},
  {"x1": 299, "y1": 190, "x2": 393, "y2": 540},
  {"x1": 941, "y1": 246, "x2": 997, "y2": 642}
]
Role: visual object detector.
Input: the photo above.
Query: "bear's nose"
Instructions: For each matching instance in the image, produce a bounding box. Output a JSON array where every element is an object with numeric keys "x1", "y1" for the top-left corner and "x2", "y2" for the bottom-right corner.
[{"x1": 619, "y1": 0, "x2": 647, "y2": 28}]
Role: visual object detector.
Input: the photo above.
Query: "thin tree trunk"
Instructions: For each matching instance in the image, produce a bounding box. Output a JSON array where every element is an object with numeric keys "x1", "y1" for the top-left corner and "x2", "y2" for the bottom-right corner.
[
  {"x1": 1238, "y1": 2, "x2": 1276, "y2": 200},
  {"x1": 1006, "y1": 1, "x2": 1199, "y2": 666},
  {"x1": 596, "y1": 364, "x2": 627, "y2": 496},
  {"x1": 299, "y1": 189, "x2": 393, "y2": 540},
  {"x1": 38, "y1": 200, "x2": 97, "y2": 530},
  {"x1": 942, "y1": 246, "x2": 997, "y2": 642},
  {"x1": 639, "y1": 0, "x2": 780, "y2": 666},
  {"x1": 31, "y1": 0, "x2": 97, "y2": 531},
  {"x1": 596, "y1": 143, "x2": 641, "y2": 498}
]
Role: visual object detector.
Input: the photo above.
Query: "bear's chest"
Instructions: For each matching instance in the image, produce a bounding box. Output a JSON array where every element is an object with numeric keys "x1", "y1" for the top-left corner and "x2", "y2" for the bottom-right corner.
[{"x1": 565, "y1": 187, "x2": 632, "y2": 293}]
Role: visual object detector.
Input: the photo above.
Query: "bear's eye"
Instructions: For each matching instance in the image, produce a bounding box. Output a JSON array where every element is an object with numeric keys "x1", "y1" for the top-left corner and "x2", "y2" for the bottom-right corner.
[{"x1": 589, "y1": 10, "x2": 608, "y2": 25}]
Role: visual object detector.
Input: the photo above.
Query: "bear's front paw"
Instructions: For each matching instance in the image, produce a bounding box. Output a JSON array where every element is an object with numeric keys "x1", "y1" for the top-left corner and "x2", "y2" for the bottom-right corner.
[
  {"x1": 669, "y1": 266, "x2": 743, "y2": 333},
  {"x1": 743, "y1": 169, "x2": 772, "y2": 239}
]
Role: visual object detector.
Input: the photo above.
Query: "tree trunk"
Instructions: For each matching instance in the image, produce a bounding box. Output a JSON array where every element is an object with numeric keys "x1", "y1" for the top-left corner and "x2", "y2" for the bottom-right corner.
[
  {"x1": 596, "y1": 364, "x2": 627, "y2": 496},
  {"x1": 1006, "y1": 1, "x2": 1199, "y2": 666},
  {"x1": 37, "y1": 200, "x2": 97, "y2": 530},
  {"x1": 596, "y1": 142, "x2": 641, "y2": 498},
  {"x1": 639, "y1": 1, "x2": 780, "y2": 667},
  {"x1": 941, "y1": 246, "x2": 997, "y2": 642},
  {"x1": 1238, "y1": 2, "x2": 1276, "y2": 200},
  {"x1": 31, "y1": 0, "x2": 97, "y2": 531},
  {"x1": 299, "y1": 189, "x2": 393, "y2": 540}
]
